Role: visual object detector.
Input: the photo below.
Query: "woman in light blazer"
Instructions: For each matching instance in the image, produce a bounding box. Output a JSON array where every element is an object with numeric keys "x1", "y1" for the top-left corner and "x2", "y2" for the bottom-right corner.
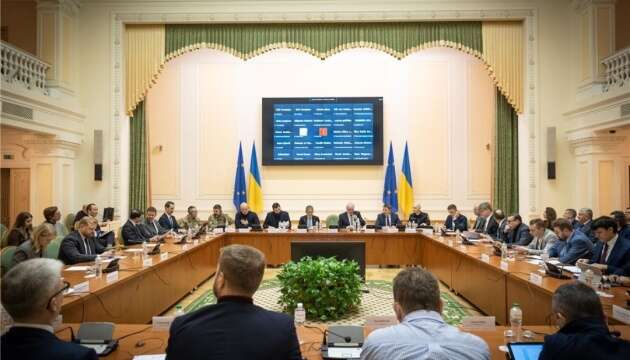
[{"x1": 12, "y1": 223, "x2": 56, "y2": 267}]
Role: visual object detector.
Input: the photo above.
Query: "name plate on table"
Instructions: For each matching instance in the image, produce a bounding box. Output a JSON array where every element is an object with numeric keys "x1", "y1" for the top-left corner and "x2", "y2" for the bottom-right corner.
[
  {"x1": 182, "y1": 244, "x2": 189, "y2": 251},
  {"x1": 384, "y1": 227, "x2": 397, "y2": 233},
  {"x1": 152, "y1": 316, "x2": 175, "y2": 331},
  {"x1": 106, "y1": 271, "x2": 119, "y2": 284},
  {"x1": 327, "y1": 347, "x2": 362, "y2": 359},
  {"x1": 461, "y1": 316, "x2": 496, "y2": 331},
  {"x1": 447, "y1": 239, "x2": 454, "y2": 247},
  {"x1": 405, "y1": 228, "x2": 417, "y2": 234},
  {"x1": 612, "y1": 305, "x2": 630, "y2": 324},
  {"x1": 529, "y1": 272, "x2": 543, "y2": 286},
  {"x1": 481, "y1": 254, "x2": 491, "y2": 263},
  {"x1": 212, "y1": 228, "x2": 224, "y2": 234},
  {"x1": 160, "y1": 252, "x2": 168, "y2": 261},
  {"x1": 193, "y1": 239, "x2": 199, "y2": 246},
  {"x1": 226, "y1": 227, "x2": 236, "y2": 233},
  {"x1": 365, "y1": 316, "x2": 398, "y2": 329},
  {"x1": 237, "y1": 228, "x2": 250, "y2": 233},
  {"x1": 143, "y1": 258, "x2": 153, "y2": 267},
  {"x1": 74, "y1": 281, "x2": 90, "y2": 293},
  {"x1": 500, "y1": 260, "x2": 509, "y2": 271},
  {"x1": 420, "y1": 228, "x2": 433, "y2": 236},
  {"x1": 296, "y1": 228, "x2": 307, "y2": 233},
  {"x1": 328, "y1": 228, "x2": 338, "y2": 233},
  {"x1": 365, "y1": 228, "x2": 375, "y2": 233}
]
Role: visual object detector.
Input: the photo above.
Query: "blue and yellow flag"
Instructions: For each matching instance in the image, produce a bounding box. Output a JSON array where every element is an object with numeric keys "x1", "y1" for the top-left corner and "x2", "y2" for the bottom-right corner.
[
  {"x1": 232, "y1": 142, "x2": 247, "y2": 211},
  {"x1": 398, "y1": 142, "x2": 414, "y2": 219},
  {"x1": 382, "y1": 141, "x2": 398, "y2": 213},
  {"x1": 247, "y1": 142, "x2": 263, "y2": 214}
]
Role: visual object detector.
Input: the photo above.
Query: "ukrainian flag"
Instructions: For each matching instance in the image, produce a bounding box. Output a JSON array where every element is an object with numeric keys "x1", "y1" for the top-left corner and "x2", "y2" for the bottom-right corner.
[
  {"x1": 398, "y1": 142, "x2": 414, "y2": 219},
  {"x1": 247, "y1": 142, "x2": 264, "y2": 214}
]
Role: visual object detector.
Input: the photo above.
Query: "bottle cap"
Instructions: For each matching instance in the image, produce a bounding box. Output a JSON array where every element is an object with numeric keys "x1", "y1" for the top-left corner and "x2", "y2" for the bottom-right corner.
[{"x1": 297, "y1": 303, "x2": 303, "y2": 308}]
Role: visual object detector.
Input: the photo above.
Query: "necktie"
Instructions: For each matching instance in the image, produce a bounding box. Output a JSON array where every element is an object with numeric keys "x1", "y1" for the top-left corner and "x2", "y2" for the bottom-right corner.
[
  {"x1": 599, "y1": 243, "x2": 609, "y2": 264},
  {"x1": 386, "y1": 216, "x2": 390, "y2": 227},
  {"x1": 153, "y1": 222, "x2": 158, "y2": 233},
  {"x1": 84, "y1": 238, "x2": 91, "y2": 255}
]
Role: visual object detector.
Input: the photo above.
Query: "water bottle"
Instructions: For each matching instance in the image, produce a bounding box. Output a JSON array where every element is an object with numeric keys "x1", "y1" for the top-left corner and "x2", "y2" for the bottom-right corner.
[
  {"x1": 94, "y1": 255, "x2": 103, "y2": 277},
  {"x1": 294, "y1": 303, "x2": 306, "y2": 325},
  {"x1": 315, "y1": 221, "x2": 320, "y2": 232},
  {"x1": 584, "y1": 268, "x2": 594, "y2": 288},
  {"x1": 509, "y1": 303, "x2": 523, "y2": 340},
  {"x1": 175, "y1": 305, "x2": 185, "y2": 317},
  {"x1": 501, "y1": 243, "x2": 508, "y2": 260}
]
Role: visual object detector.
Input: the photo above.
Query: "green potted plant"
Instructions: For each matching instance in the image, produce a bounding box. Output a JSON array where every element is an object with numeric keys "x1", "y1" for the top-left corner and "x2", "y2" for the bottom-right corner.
[{"x1": 277, "y1": 256, "x2": 362, "y2": 321}]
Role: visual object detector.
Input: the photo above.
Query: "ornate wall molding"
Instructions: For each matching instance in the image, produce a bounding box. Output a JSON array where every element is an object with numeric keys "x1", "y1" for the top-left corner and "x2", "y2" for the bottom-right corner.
[{"x1": 569, "y1": 134, "x2": 626, "y2": 156}]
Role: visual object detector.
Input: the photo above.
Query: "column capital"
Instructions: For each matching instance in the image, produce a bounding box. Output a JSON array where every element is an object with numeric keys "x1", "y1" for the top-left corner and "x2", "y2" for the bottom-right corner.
[
  {"x1": 569, "y1": 133, "x2": 626, "y2": 156},
  {"x1": 37, "y1": 0, "x2": 80, "y2": 16},
  {"x1": 23, "y1": 135, "x2": 80, "y2": 159}
]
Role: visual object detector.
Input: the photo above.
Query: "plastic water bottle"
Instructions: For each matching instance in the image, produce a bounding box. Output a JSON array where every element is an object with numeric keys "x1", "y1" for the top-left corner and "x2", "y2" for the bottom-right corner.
[
  {"x1": 509, "y1": 303, "x2": 523, "y2": 340},
  {"x1": 142, "y1": 240, "x2": 148, "y2": 257},
  {"x1": 175, "y1": 305, "x2": 185, "y2": 317},
  {"x1": 501, "y1": 243, "x2": 508, "y2": 260},
  {"x1": 294, "y1": 303, "x2": 306, "y2": 325},
  {"x1": 584, "y1": 268, "x2": 594, "y2": 288},
  {"x1": 94, "y1": 255, "x2": 103, "y2": 277},
  {"x1": 315, "y1": 221, "x2": 320, "y2": 232}
]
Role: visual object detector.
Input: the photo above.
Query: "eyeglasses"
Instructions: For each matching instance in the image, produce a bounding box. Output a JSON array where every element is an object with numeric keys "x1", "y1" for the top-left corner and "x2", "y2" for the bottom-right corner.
[{"x1": 46, "y1": 280, "x2": 70, "y2": 310}]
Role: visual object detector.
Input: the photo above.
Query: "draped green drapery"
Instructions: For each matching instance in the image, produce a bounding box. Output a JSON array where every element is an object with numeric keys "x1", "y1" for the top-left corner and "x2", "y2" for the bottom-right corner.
[
  {"x1": 165, "y1": 22, "x2": 482, "y2": 60},
  {"x1": 129, "y1": 101, "x2": 149, "y2": 212},
  {"x1": 493, "y1": 89, "x2": 519, "y2": 215}
]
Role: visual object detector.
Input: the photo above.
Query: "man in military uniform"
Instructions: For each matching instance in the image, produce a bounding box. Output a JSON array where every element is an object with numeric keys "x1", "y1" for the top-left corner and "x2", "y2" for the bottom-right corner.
[
  {"x1": 207, "y1": 204, "x2": 234, "y2": 230},
  {"x1": 179, "y1": 206, "x2": 202, "y2": 230}
]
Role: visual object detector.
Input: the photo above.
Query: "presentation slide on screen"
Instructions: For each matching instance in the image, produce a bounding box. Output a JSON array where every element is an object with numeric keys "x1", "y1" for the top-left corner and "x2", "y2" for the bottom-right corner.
[{"x1": 272, "y1": 102, "x2": 375, "y2": 161}]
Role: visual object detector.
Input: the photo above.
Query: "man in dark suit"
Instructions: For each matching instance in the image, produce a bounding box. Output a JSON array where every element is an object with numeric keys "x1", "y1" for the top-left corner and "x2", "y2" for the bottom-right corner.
[
  {"x1": 263, "y1": 202, "x2": 291, "y2": 229},
  {"x1": 166, "y1": 244, "x2": 301, "y2": 360},
  {"x1": 122, "y1": 209, "x2": 159, "y2": 245},
  {"x1": 611, "y1": 210, "x2": 630, "y2": 242},
  {"x1": 338, "y1": 202, "x2": 366, "y2": 229},
  {"x1": 73, "y1": 204, "x2": 114, "y2": 247},
  {"x1": 579, "y1": 216, "x2": 630, "y2": 276},
  {"x1": 577, "y1": 208, "x2": 596, "y2": 243},
  {"x1": 443, "y1": 204, "x2": 468, "y2": 232},
  {"x1": 408, "y1": 203, "x2": 430, "y2": 226},
  {"x1": 298, "y1": 205, "x2": 320, "y2": 228},
  {"x1": 549, "y1": 219, "x2": 593, "y2": 265},
  {"x1": 234, "y1": 202, "x2": 260, "y2": 229},
  {"x1": 142, "y1": 206, "x2": 169, "y2": 237},
  {"x1": 492, "y1": 209, "x2": 508, "y2": 241},
  {"x1": 58, "y1": 217, "x2": 108, "y2": 265},
  {"x1": 472, "y1": 205, "x2": 484, "y2": 231},
  {"x1": 158, "y1": 201, "x2": 179, "y2": 232},
  {"x1": 563, "y1": 208, "x2": 580, "y2": 230},
  {"x1": 1, "y1": 258, "x2": 98, "y2": 360},
  {"x1": 375, "y1": 204, "x2": 401, "y2": 229},
  {"x1": 540, "y1": 282, "x2": 630, "y2": 360},
  {"x1": 506, "y1": 214, "x2": 533, "y2": 246},
  {"x1": 476, "y1": 202, "x2": 498, "y2": 236}
]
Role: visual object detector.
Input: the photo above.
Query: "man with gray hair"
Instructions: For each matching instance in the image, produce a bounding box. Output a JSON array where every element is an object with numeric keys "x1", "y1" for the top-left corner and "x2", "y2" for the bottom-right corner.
[
  {"x1": 577, "y1": 208, "x2": 596, "y2": 243},
  {"x1": 338, "y1": 202, "x2": 366, "y2": 229},
  {"x1": 234, "y1": 202, "x2": 260, "y2": 229},
  {"x1": 1, "y1": 259, "x2": 97, "y2": 360},
  {"x1": 361, "y1": 268, "x2": 489, "y2": 360}
]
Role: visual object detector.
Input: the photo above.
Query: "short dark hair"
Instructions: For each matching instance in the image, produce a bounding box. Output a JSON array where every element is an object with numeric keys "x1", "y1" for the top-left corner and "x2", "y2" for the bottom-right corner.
[
  {"x1": 272, "y1": 202, "x2": 281, "y2": 209},
  {"x1": 529, "y1": 218, "x2": 545, "y2": 229},
  {"x1": 382, "y1": 204, "x2": 392, "y2": 210},
  {"x1": 509, "y1": 214, "x2": 522, "y2": 222},
  {"x1": 188, "y1": 206, "x2": 196, "y2": 212},
  {"x1": 478, "y1": 202, "x2": 493, "y2": 212},
  {"x1": 86, "y1": 203, "x2": 97, "y2": 211},
  {"x1": 43, "y1": 206, "x2": 58, "y2": 222},
  {"x1": 544, "y1": 207, "x2": 557, "y2": 222},
  {"x1": 591, "y1": 216, "x2": 617, "y2": 233},
  {"x1": 393, "y1": 268, "x2": 440, "y2": 314},
  {"x1": 129, "y1": 209, "x2": 143, "y2": 219},
  {"x1": 305, "y1": 205, "x2": 313, "y2": 212},
  {"x1": 218, "y1": 245, "x2": 266, "y2": 295},
  {"x1": 494, "y1": 209, "x2": 505, "y2": 220},
  {"x1": 553, "y1": 218, "x2": 573, "y2": 231},
  {"x1": 565, "y1": 208, "x2": 577, "y2": 218},
  {"x1": 213, "y1": 204, "x2": 222, "y2": 210},
  {"x1": 610, "y1": 210, "x2": 626, "y2": 227},
  {"x1": 165, "y1": 201, "x2": 174, "y2": 209},
  {"x1": 146, "y1": 206, "x2": 157, "y2": 214},
  {"x1": 447, "y1": 204, "x2": 457, "y2": 211},
  {"x1": 552, "y1": 282, "x2": 604, "y2": 323}
]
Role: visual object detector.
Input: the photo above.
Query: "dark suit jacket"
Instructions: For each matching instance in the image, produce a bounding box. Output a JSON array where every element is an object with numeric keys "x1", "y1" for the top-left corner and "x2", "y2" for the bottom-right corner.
[
  {"x1": 142, "y1": 219, "x2": 168, "y2": 237},
  {"x1": 121, "y1": 220, "x2": 151, "y2": 245},
  {"x1": 263, "y1": 211, "x2": 291, "y2": 229},
  {"x1": 577, "y1": 220, "x2": 596, "y2": 243},
  {"x1": 444, "y1": 214, "x2": 468, "y2": 232},
  {"x1": 539, "y1": 317, "x2": 630, "y2": 360},
  {"x1": 482, "y1": 216, "x2": 499, "y2": 236},
  {"x1": 166, "y1": 296, "x2": 301, "y2": 360},
  {"x1": 494, "y1": 219, "x2": 508, "y2": 241},
  {"x1": 571, "y1": 219, "x2": 580, "y2": 230},
  {"x1": 507, "y1": 223, "x2": 533, "y2": 246},
  {"x1": 473, "y1": 217, "x2": 485, "y2": 231},
  {"x1": 298, "y1": 215, "x2": 320, "y2": 227},
  {"x1": 408, "y1": 212, "x2": 430, "y2": 226},
  {"x1": 59, "y1": 231, "x2": 106, "y2": 265},
  {"x1": 1, "y1": 326, "x2": 97, "y2": 360},
  {"x1": 375, "y1": 213, "x2": 401, "y2": 228},
  {"x1": 338, "y1": 212, "x2": 366, "y2": 228},
  {"x1": 6, "y1": 228, "x2": 30, "y2": 247},
  {"x1": 619, "y1": 225, "x2": 630, "y2": 242},
  {"x1": 549, "y1": 230, "x2": 593, "y2": 265},
  {"x1": 158, "y1": 213, "x2": 180, "y2": 232},
  {"x1": 234, "y1": 211, "x2": 260, "y2": 229},
  {"x1": 590, "y1": 237, "x2": 630, "y2": 275}
]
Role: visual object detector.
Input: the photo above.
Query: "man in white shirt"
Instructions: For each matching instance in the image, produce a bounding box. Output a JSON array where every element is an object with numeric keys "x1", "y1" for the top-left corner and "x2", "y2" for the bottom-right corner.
[{"x1": 361, "y1": 268, "x2": 490, "y2": 360}]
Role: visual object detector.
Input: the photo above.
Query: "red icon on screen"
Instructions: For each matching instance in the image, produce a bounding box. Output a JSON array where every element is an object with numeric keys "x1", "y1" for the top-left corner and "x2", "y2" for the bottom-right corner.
[{"x1": 319, "y1": 127, "x2": 328, "y2": 136}]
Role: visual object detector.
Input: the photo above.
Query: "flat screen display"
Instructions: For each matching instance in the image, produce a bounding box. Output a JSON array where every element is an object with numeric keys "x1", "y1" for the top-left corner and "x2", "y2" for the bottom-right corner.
[{"x1": 262, "y1": 97, "x2": 383, "y2": 165}]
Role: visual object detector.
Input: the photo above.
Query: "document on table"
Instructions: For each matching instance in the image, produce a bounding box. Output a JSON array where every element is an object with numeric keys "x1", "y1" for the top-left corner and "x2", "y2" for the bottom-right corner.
[
  {"x1": 133, "y1": 355, "x2": 165, "y2": 360},
  {"x1": 327, "y1": 347, "x2": 361, "y2": 358},
  {"x1": 66, "y1": 266, "x2": 90, "y2": 271}
]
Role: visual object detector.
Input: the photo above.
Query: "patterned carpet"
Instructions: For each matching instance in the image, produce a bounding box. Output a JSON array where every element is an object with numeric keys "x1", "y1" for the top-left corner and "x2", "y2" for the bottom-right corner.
[{"x1": 173, "y1": 269, "x2": 480, "y2": 326}]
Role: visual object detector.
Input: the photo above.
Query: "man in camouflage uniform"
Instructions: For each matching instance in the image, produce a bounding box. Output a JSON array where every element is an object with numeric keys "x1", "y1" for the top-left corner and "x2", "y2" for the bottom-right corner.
[
  {"x1": 179, "y1": 206, "x2": 203, "y2": 230},
  {"x1": 207, "y1": 204, "x2": 234, "y2": 230}
]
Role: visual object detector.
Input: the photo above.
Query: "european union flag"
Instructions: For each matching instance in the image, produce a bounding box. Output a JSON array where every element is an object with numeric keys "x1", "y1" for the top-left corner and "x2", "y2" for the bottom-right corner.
[
  {"x1": 233, "y1": 142, "x2": 247, "y2": 210},
  {"x1": 383, "y1": 141, "x2": 398, "y2": 213}
]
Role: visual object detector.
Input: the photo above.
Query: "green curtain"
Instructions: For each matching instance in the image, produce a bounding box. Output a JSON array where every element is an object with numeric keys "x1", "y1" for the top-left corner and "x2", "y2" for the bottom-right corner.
[
  {"x1": 129, "y1": 100, "x2": 148, "y2": 212},
  {"x1": 165, "y1": 22, "x2": 482, "y2": 59},
  {"x1": 493, "y1": 89, "x2": 519, "y2": 215}
]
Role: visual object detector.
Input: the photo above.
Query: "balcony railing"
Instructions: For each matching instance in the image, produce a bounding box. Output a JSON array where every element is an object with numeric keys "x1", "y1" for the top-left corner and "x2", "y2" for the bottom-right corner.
[
  {"x1": 1, "y1": 41, "x2": 50, "y2": 93},
  {"x1": 603, "y1": 46, "x2": 630, "y2": 92}
]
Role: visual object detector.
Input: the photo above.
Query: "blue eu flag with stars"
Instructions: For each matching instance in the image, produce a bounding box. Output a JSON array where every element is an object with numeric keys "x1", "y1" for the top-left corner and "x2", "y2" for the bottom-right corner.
[
  {"x1": 233, "y1": 142, "x2": 247, "y2": 211},
  {"x1": 382, "y1": 141, "x2": 398, "y2": 213}
]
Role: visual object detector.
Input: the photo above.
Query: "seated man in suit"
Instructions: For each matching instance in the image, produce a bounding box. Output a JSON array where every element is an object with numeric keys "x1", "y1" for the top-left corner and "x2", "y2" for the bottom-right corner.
[
  {"x1": 443, "y1": 204, "x2": 468, "y2": 232},
  {"x1": 515, "y1": 218, "x2": 558, "y2": 256},
  {"x1": 492, "y1": 209, "x2": 508, "y2": 242},
  {"x1": 158, "y1": 201, "x2": 180, "y2": 232},
  {"x1": 506, "y1": 214, "x2": 532, "y2": 246},
  {"x1": 122, "y1": 209, "x2": 159, "y2": 245},
  {"x1": 408, "y1": 203, "x2": 430, "y2": 227},
  {"x1": 207, "y1": 204, "x2": 234, "y2": 230},
  {"x1": 611, "y1": 210, "x2": 630, "y2": 242},
  {"x1": 298, "y1": 205, "x2": 320, "y2": 229},
  {"x1": 338, "y1": 202, "x2": 366, "y2": 229},
  {"x1": 179, "y1": 206, "x2": 202, "y2": 230},
  {"x1": 563, "y1": 208, "x2": 580, "y2": 230},
  {"x1": 577, "y1": 208, "x2": 596, "y2": 243},
  {"x1": 73, "y1": 203, "x2": 114, "y2": 247},
  {"x1": 476, "y1": 202, "x2": 498, "y2": 236},
  {"x1": 234, "y1": 202, "x2": 260, "y2": 229},
  {"x1": 375, "y1": 204, "x2": 401, "y2": 229},
  {"x1": 549, "y1": 219, "x2": 593, "y2": 265},
  {"x1": 142, "y1": 206, "x2": 169, "y2": 237},
  {"x1": 539, "y1": 282, "x2": 630, "y2": 360},
  {"x1": 263, "y1": 202, "x2": 291, "y2": 229},
  {"x1": 58, "y1": 217, "x2": 109, "y2": 265},
  {"x1": 472, "y1": 205, "x2": 483, "y2": 231},
  {"x1": 1, "y1": 259, "x2": 98, "y2": 360},
  {"x1": 166, "y1": 245, "x2": 301, "y2": 360},
  {"x1": 361, "y1": 268, "x2": 489, "y2": 360},
  {"x1": 578, "y1": 216, "x2": 630, "y2": 276}
]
